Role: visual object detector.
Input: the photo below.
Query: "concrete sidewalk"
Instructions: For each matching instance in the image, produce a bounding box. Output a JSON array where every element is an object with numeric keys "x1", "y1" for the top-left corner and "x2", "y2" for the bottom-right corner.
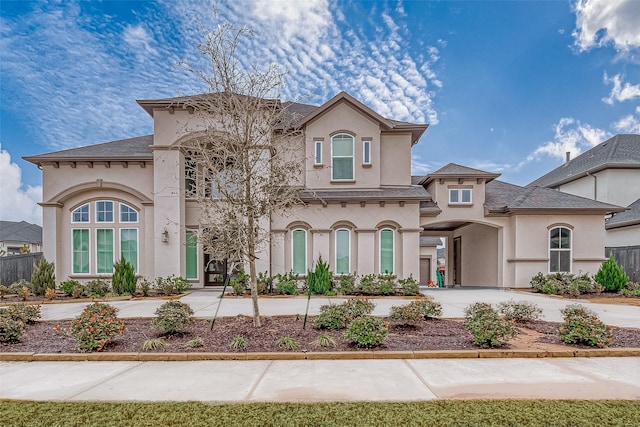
[
  {"x1": 2, "y1": 357, "x2": 639, "y2": 401},
  {"x1": 37, "y1": 287, "x2": 640, "y2": 328}
]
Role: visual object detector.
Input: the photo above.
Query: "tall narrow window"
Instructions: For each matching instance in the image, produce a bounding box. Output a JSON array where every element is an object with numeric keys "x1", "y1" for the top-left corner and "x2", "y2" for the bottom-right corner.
[
  {"x1": 96, "y1": 201, "x2": 114, "y2": 222},
  {"x1": 72, "y1": 229, "x2": 90, "y2": 274},
  {"x1": 185, "y1": 231, "x2": 198, "y2": 279},
  {"x1": 363, "y1": 140, "x2": 371, "y2": 165},
  {"x1": 335, "y1": 229, "x2": 350, "y2": 274},
  {"x1": 120, "y1": 203, "x2": 138, "y2": 222},
  {"x1": 120, "y1": 229, "x2": 138, "y2": 273},
  {"x1": 292, "y1": 229, "x2": 306, "y2": 275},
  {"x1": 96, "y1": 229, "x2": 114, "y2": 274},
  {"x1": 331, "y1": 134, "x2": 354, "y2": 180},
  {"x1": 379, "y1": 229, "x2": 394, "y2": 274},
  {"x1": 72, "y1": 204, "x2": 89, "y2": 223},
  {"x1": 314, "y1": 141, "x2": 323, "y2": 165},
  {"x1": 549, "y1": 227, "x2": 571, "y2": 273}
]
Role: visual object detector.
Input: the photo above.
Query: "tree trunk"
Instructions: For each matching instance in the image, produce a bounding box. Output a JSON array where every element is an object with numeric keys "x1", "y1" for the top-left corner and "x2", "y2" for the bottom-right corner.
[{"x1": 247, "y1": 216, "x2": 261, "y2": 327}]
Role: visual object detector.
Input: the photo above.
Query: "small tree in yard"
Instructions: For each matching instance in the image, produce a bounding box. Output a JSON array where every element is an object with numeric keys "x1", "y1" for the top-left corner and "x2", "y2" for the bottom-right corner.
[
  {"x1": 178, "y1": 23, "x2": 305, "y2": 327},
  {"x1": 31, "y1": 257, "x2": 55, "y2": 296},
  {"x1": 595, "y1": 256, "x2": 628, "y2": 292}
]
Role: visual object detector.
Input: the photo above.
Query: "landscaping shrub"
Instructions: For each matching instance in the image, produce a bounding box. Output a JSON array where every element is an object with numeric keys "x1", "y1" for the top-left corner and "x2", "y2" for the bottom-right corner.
[
  {"x1": 112, "y1": 256, "x2": 137, "y2": 295},
  {"x1": 315, "y1": 304, "x2": 348, "y2": 330},
  {"x1": 497, "y1": 300, "x2": 542, "y2": 323},
  {"x1": 389, "y1": 300, "x2": 442, "y2": 325},
  {"x1": 378, "y1": 274, "x2": 396, "y2": 295},
  {"x1": 359, "y1": 274, "x2": 380, "y2": 295},
  {"x1": 60, "y1": 279, "x2": 81, "y2": 296},
  {"x1": 186, "y1": 337, "x2": 204, "y2": 348},
  {"x1": 5, "y1": 304, "x2": 42, "y2": 324},
  {"x1": 276, "y1": 279, "x2": 298, "y2": 295},
  {"x1": 463, "y1": 302, "x2": 517, "y2": 348},
  {"x1": 342, "y1": 298, "x2": 375, "y2": 319},
  {"x1": 530, "y1": 272, "x2": 602, "y2": 296},
  {"x1": 315, "y1": 334, "x2": 336, "y2": 348},
  {"x1": 142, "y1": 338, "x2": 167, "y2": 351},
  {"x1": 44, "y1": 288, "x2": 57, "y2": 300},
  {"x1": 307, "y1": 257, "x2": 332, "y2": 295},
  {"x1": 138, "y1": 278, "x2": 152, "y2": 297},
  {"x1": 85, "y1": 279, "x2": 110, "y2": 297},
  {"x1": 0, "y1": 285, "x2": 8, "y2": 299},
  {"x1": 335, "y1": 273, "x2": 357, "y2": 295},
  {"x1": 230, "y1": 335, "x2": 248, "y2": 351},
  {"x1": 71, "y1": 284, "x2": 85, "y2": 299},
  {"x1": 152, "y1": 301, "x2": 194, "y2": 334},
  {"x1": 154, "y1": 275, "x2": 191, "y2": 295},
  {"x1": 230, "y1": 271, "x2": 249, "y2": 295},
  {"x1": 620, "y1": 282, "x2": 640, "y2": 297},
  {"x1": 558, "y1": 304, "x2": 613, "y2": 348},
  {"x1": 399, "y1": 276, "x2": 420, "y2": 296},
  {"x1": 595, "y1": 257, "x2": 629, "y2": 292},
  {"x1": 277, "y1": 336, "x2": 298, "y2": 350},
  {"x1": 9, "y1": 280, "x2": 31, "y2": 296},
  {"x1": 257, "y1": 272, "x2": 273, "y2": 294},
  {"x1": 0, "y1": 314, "x2": 25, "y2": 342},
  {"x1": 70, "y1": 303, "x2": 125, "y2": 352},
  {"x1": 344, "y1": 316, "x2": 388, "y2": 347},
  {"x1": 31, "y1": 257, "x2": 56, "y2": 296}
]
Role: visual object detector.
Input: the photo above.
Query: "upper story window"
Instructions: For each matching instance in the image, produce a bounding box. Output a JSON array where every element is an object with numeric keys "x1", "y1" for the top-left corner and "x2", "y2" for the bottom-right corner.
[
  {"x1": 72, "y1": 204, "x2": 89, "y2": 223},
  {"x1": 314, "y1": 141, "x2": 323, "y2": 165},
  {"x1": 120, "y1": 203, "x2": 138, "y2": 222},
  {"x1": 449, "y1": 188, "x2": 472, "y2": 204},
  {"x1": 549, "y1": 226, "x2": 571, "y2": 273},
  {"x1": 362, "y1": 140, "x2": 371, "y2": 166},
  {"x1": 331, "y1": 133, "x2": 354, "y2": 180},
  {"x1": 96, "y1": 201, "x2": 114, "y2": 222}
]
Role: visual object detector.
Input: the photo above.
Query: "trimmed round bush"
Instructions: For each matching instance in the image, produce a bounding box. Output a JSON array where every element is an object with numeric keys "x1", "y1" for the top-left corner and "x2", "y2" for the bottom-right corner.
[
  {"x1": 70, "y1": 303, "x2": 125, "y2": 352},
  {"x1": 152, "y1": 301, "x2": 194, "y2": 334},
  {"x1": 389, "y1": 300, "x2": 442, "y2": 325},
  {"x1": 315, "y1": 304, "x2": 348, "y2": 330},
  {"x1": 344, "y1": 316, "x2": 388, "y2": 347},
  {"x1": 0, "y1": 311, "x2": 25, "y2": 342},
  {"x1": 497, "y1": 300, "x2": 542, "y2": 323},
  {"x1": 558, "y1": 304, "x2": 613, "y2": 348},
  {"x1": 464, "y1": 302, "x2": 517, "y2": 348}
]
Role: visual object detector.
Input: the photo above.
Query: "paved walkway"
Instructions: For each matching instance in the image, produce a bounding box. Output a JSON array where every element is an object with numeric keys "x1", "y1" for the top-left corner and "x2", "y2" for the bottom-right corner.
[{"x1": 3, "y1": 288, "x2": 639, "y2": 402}]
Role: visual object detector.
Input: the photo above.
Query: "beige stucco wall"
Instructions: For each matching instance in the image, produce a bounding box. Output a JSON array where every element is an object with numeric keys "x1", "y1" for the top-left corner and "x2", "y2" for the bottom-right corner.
[
  {"x1": 558, "y1": 169, "x2": 640, "y2": 207},
  {"x1": 453, "y1": 223, "x2": 499, "y2": 286},
  {"x1": 606, "y1": 225, "x2": 640, "y2": 247},
  {"x1": 380, "y1": 133, "x2": 412, "y2": 186}
]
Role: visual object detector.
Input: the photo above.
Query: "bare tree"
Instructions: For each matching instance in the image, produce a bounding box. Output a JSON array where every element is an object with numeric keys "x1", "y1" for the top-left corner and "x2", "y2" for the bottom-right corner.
[{"x1": 177, "y1": 23, "x2": 304, "y2": 327}]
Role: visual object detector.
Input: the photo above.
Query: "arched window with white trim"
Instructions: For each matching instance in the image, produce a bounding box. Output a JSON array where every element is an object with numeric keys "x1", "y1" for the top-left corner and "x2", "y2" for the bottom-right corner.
[
  {"x1": 335, "y1": 228, "x2": 350, "y2": 274},
  {"x1": 379, "y1": 228, "x2": 394, "y2": 274},
  {"x1": 549, "y1": 226, "x2": 571, "y2": 273},
  {"x1": 291, "y1": 229, "x2": 307, "y2": 275},
  {"x1": 331, "y1": 133, "x2": 354, "y2": 180}
]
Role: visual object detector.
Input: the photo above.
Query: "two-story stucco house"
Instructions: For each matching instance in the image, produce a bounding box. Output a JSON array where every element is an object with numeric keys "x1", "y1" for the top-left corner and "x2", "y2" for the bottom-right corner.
[
  {"x1": 530, "y1": 134, "x2": 640, "y2": 281},
  {"x1": 24, "y1": 91, "x2": 624, "y2": 288}
]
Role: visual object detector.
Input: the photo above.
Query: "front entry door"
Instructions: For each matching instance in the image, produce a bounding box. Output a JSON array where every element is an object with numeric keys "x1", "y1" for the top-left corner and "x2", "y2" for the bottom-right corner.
[
  {"x1": 453, "y1": 237, "x2": 461, "y2": 286},
  {"x1": 203, "y1": 254, "x2": 227, "y2": 286},
  {"x1": 419, "y1": 257, "x2": 431, "y2": 285}
]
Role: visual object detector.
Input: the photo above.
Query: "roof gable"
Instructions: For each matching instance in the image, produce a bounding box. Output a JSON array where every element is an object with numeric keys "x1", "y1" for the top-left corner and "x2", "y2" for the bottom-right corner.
[
  {"x1": 420, "y1": 163, "x2": 501, "y2": 185},
  {"x1": 529, "y1": 134, "x2": 640, "y2": 188}
]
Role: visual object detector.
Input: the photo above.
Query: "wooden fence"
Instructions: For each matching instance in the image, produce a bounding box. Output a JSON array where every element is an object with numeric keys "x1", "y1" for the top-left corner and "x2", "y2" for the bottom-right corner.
[
  {"x1": 0, "y1": 252, "x2": 43, "y2": 286},
  {"x1": 605, "y1": 246, "x2": 640, "y2": 283}
]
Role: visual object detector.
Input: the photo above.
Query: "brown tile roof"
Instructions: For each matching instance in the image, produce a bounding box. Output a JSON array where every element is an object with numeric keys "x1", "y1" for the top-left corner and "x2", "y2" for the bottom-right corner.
[{"x1": 529, "y1": 134, "x2": 640, "y2": 188}]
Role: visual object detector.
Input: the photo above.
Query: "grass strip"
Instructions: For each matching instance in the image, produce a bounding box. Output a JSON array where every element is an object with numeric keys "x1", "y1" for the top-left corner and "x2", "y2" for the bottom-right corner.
[{"x1": 1, "y1": 400, "x2": 639, "y2": 426}]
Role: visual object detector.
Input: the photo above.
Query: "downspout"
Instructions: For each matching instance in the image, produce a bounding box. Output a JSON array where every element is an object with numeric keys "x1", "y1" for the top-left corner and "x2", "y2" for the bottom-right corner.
[{"x1": 587, "y1": 172, "x2": 597, "y2": 201}]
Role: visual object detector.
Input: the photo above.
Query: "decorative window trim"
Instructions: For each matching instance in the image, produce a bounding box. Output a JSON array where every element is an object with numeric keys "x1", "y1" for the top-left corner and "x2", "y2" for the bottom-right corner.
[
  {"x1": 362, "y1": 140, "x2": 372, "y2": 166},
  {"x1": 95, "y1": 200, "x2": 114, "y2": 223},
  {"x1": 331, "y1": 133, "x2": 355, "y2": 181},
  {"x1": 71, "y1": 203, "x2": 90, "y2": 223},
  {"x1": 291, "y1": 229, "x2": 307, "y2": 275},
  {"x1": 334, "y1": 228, "x2": 351, "y2": 274},
  {"x1": 379, "y1": 228, "x2": 394, "y2": 274},
  {"x1": 549, "y1": 226, "x2": 572, "y2": 273},
  {"x1": 314, "y1": 140, "x2": 323, "y2": 166},
  {"x1": 449, "y1": 188, "x2": 472, "y2": 205},
  {"x1": 119, "y1": 203, "x2": 138, "y2": 223}
]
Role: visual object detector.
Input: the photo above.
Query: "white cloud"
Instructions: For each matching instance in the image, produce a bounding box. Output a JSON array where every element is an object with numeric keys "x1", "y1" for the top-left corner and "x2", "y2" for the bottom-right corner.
[
  {"x1": 612, "y1": 106, "x2": 640, "y2": 133},
  {"x1": 0, "y1": 147, "x2": 42, "y2": 225},
  {"x1": 123, "y1": 24, "x2": 158, "y2": 58},
  {"x1": 411, "y1": 154, "x2": 434, "y2": 175},
  {"x1": 602, "y1": 72, "x2": 640, "y2": 104},
  {"x1": 572, "y1": 0, "x2": 640, "y2": 52}
]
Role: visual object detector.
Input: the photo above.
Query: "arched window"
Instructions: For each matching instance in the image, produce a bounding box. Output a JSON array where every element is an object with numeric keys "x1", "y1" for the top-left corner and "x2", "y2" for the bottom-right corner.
[
  {"x1": 379, "y1": 229, "x2": 394, "y2": 274},
  {"x1": 335, "y1": 228, "x2": 350, "y2": 274},
  {"x1": 72, "y1": 204, "x2": 90, "y2": 223},
  {"x1": 120, "y1": 203, "x2": 138, "y2": 222},
  {"x1": 549, "y1": 226, "x2": 571, "y2": 273},
  {"x1": 331, "y1": 133, "x2": 354, "y2": 180},
  {"x1": 291, "y1": 229, "x2": 307, "y2": 275}
]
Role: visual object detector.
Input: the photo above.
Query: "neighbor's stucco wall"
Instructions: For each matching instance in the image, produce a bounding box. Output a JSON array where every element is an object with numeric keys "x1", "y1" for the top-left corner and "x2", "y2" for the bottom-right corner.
[
  {"x1": 606, "y1": 225, "x2": 640, "y2": 247},
  {"x1": 557, "y1": 168, "x2": 640, "y2": 207}
]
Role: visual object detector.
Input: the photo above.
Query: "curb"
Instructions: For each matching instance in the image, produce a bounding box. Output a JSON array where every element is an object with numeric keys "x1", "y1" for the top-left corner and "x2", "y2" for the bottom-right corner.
[{"x1": 1, "y1": 348, "x2": 639, "y2": 362}]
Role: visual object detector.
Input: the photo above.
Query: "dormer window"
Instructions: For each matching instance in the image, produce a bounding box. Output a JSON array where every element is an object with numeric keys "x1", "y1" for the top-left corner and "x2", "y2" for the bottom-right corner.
[
  {"x1": 449, "y1": 188, "x2": 472, "y2": 204},
  {"x1": 331, "y1": 133, "x2": 354, "y2": 180}
]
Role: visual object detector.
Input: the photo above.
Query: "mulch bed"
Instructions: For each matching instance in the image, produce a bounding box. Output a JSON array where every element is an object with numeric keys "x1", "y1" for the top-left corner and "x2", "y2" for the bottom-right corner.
[{"x1": 3, "y1": 316, "x2": 640, "y2": 354}]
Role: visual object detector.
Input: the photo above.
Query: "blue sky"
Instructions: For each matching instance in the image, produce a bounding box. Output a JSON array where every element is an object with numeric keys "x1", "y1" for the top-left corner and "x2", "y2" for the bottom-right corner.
[{"x1": 1, "y1": 0, "x2": 639, "y2": 225}]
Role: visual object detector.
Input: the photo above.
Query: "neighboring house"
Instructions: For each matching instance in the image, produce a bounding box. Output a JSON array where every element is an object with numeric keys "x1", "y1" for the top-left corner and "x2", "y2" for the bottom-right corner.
[
  {"x1": 530, "y1": 134, "x2": 640, "y2": 280},
  {"x1": 24, "y1": 92, "x2": 624, "y2": 288},
  {"x1": 0, "y1": 221, "x2": 42, "y2": 255}
]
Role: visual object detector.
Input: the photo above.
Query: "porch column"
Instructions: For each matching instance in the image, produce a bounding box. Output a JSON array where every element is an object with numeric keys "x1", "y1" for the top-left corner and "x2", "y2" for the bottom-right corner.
[{"x1": 400, "y1": 228, "x2": 421, "y2": 279}]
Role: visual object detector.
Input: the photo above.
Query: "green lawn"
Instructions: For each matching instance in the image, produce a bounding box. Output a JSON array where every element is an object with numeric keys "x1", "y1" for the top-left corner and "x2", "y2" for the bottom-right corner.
[{"x1": 1, "y1": 400, "x2": 639, "y2": 426}]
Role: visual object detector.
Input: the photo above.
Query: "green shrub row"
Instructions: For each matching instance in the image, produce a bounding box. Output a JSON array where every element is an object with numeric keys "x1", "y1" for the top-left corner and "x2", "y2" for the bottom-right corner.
[{"x1": 0, "y1": 304, "x2": 42, "y2": 342}]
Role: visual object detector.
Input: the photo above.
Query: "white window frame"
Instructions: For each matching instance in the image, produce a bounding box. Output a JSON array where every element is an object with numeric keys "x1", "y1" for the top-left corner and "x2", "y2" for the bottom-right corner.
[
  {"x1": 119, "y1": 203, "x2": 138, "y2": 223},
  {"x1": 185, "y1": 230, "x2": 198, "y2": 280},
  {"x1": 362, "y1": 140, "x2": 372, "y2": 165},
  {"x1": 331, "y1": 133, "x2": 355, "y2": 181},
  {"x1": 449, "y1": 188, "x2": 472, "y2": 204},
  {"x1": 549, "y1": 226, "x2": 572, "y2": 273},
  {"x1": 120, "y1": 228, "x2": 139, "y2": 274},
  {"x1": 95, "y1": 200, "x2": 114, "y2": 223},
  {"x1": 96, "y1": 228, "x2": 115, "y2": 274},
  {"x1": 71, "y1": 203, "x2": 90, "y2": 223},
  {"x1": 71, "y1": 228, "x2": 90, "y2": 275},
  {"x1": 291, "y1": 229, "x2": 307, "y2": 275},
  {"x1": 379, "y1": 228, "x2": 394, "y2": 274},
  {"x1": 314, "y1": 140, "x2": 323, "y2": 165},
  {"x1": 334, "y1": 228, "x2": 351, "y2": 274}
]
